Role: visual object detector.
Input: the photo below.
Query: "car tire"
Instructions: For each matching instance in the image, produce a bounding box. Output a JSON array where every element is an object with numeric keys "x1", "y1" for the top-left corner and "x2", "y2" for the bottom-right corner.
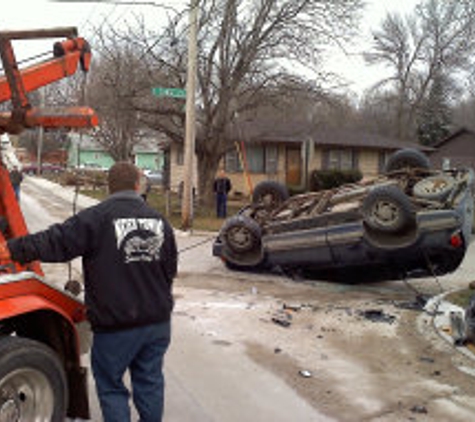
[
  {"x1": 384, "y1": 148, "x2": 430, "y2": 173},
  {"x1": 362, "y1": 185, "x2": 415, "y2": 233},
  {"x1": 412, "y1": 174, "x2": 456, "y2": 201},
  {"x1": 221, "y1": 215, "x2": 262, "y2": 254},
  {"x1": 252, "y1": 181, "x2": 289, "y2": 209},
  {"x1": 0, "y1": 336, "x2": 67, "y2": 422}
]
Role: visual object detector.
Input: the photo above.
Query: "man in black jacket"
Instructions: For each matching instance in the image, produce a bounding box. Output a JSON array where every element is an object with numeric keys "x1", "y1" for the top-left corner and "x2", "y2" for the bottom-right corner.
[{"x1": 1, "y1": 161, "x2": 177, "y2": 422}]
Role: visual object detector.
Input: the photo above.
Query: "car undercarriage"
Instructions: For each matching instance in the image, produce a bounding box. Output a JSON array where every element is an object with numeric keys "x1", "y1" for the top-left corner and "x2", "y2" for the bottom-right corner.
[{"x1": 213, "y1": 149, "x2": 475, "y2": 282}]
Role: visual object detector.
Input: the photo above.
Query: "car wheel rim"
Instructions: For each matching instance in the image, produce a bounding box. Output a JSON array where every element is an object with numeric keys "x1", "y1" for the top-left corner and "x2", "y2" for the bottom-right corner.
[
  {"x1": 227, "y1": 227, "x2": 254, "y2": 252},
  {"x1": 371, "y1": 200, "x2": 399, "y2": 227},
  {"x1": 0, "y1": 368, "x2": 54, "y2": 422}
]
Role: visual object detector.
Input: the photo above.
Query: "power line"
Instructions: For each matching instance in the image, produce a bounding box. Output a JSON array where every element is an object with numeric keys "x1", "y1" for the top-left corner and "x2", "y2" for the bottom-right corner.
[{"x1": 51, "y1": 0, "x2": 181, "y2": 15}]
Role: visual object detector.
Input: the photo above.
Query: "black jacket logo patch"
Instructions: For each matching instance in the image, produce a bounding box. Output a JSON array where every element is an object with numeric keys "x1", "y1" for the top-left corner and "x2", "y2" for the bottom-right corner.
[{"x1": 114, "y1": 218, "x2": 164, "y2": 263}]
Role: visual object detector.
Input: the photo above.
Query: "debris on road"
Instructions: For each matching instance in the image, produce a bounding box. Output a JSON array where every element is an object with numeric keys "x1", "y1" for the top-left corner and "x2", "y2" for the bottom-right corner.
[
  {"x1": 271, "y1": 310, "x2": 292, "y2": 328},
  {"x1": 283, "y1": 303, "x2": 302, "y2": 312},
  {"x1": 299, "y1": 370, "x2": 312, "y2": 378},
  {"x1": 270, "y1": 302, "x2": 315, "y2": 328},
  {"x1": 449, "y1": 310, "x2": 467, "y2": 346},
  {"x1": 393, "y1": 295, "x2": 428, "y2": 311},
  {"x1": 358, "y1": 309, "x2": 396, "y2": 324},
  {"x1": 410, "y1": 405, "x2": 428, "y2": 414}
]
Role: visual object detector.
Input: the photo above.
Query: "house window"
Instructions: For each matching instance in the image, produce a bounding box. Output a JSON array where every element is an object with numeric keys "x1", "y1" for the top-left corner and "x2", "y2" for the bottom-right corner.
[
  {"x1": 247, "y1": 145, "x2": 265, "y2": 173},
  {"x1": 265, "y1": 145, "x2": 278, "y2": 174},
  {"x1": 225, "y1": 145, "x2": 278, "y2": 174},
  {"x1": 325, "y1": 149, "x2": 357, "y2": 170},
  {"x1": 225, "y1": 150, "x2": 242, "y2": 173}
]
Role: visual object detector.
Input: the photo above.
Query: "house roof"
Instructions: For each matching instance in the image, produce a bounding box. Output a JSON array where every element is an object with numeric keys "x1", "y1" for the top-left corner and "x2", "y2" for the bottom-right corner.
[
  {"x1": 231, "y1": 119, "x2": 309, "y2": 143},
  {"x1": 235, "y1": 121, "x2": 431, "y2": 151},
  {"x1": 310, "y1": 128, "x2": 432, "y2": 151},
  {"x1": 432, "y1": 127, "x2": 475, "y2": 149}
]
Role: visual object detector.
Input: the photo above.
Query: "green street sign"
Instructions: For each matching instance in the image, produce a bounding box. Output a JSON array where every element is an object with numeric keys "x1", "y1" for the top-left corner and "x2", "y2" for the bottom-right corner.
[{"x1": 152, "y1": 87, "x2": 186, "y2": 99}]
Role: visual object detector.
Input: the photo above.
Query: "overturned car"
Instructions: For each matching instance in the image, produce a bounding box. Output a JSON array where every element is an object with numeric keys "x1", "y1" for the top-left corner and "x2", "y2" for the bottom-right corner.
[{"x1": 213, "y1": 149, "x2": 475, "y2": 281}]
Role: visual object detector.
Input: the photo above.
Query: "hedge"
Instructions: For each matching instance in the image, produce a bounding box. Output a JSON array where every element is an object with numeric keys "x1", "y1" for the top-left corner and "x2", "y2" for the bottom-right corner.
[{"x1": 310, "y1": 169, "x2": 362, "y2": 191}]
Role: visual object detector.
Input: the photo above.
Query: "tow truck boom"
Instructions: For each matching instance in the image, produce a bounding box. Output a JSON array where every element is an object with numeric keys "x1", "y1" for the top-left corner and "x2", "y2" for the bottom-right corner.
[
  {"x1": 0, "y1": 27, "x2": 98, "y2": 133},
  {"x1": 0, "y1": 26, "x2": 99, "y2": 254}
]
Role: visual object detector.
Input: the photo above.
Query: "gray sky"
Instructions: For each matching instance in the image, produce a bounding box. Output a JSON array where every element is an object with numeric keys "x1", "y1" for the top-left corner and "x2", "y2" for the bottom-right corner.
[
  {"x1": 325, "y1": 0, "x2": 420, "y2": 95},
  {"x1": 1, "y1": 0, "x2": 419, "y2": 96},
  {"x1": 2, "y1": 0, "x2": 178, "y2": 56}
]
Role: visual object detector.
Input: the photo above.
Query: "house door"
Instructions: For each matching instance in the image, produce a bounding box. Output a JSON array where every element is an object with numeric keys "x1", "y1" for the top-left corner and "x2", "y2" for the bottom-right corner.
[{"x1": 286, "y1": 147, "x2": 302, "y2": 185}]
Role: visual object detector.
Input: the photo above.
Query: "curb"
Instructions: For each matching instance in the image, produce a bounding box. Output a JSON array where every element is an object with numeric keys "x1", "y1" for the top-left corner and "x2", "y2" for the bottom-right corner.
[{"x1": 425, "y1": 295, "x2": 475, "y2": 363}]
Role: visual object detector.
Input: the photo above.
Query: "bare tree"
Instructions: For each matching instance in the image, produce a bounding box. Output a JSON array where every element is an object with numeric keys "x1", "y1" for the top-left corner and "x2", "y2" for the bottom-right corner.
[
  {"x1": 86, "y1": 28, "x2": 157, "y2": 161},
  {"x1": 110, "y1": 0, "x2": 362, "y2": 204},
  {"x1": 364, "y1": 0, "x2": 475, "y2": 141},
  {"x1": 18, "y1": 128, "x2": 69, "y2": 162}
]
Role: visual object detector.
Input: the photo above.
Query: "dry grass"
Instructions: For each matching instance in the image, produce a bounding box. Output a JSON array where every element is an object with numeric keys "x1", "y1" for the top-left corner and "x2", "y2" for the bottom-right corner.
[
  {"x1": 445, "y1": 289, "x2": 474, "y2": 309},
  {"x1": 79, "y1": 186, "x2": 245, "y2": 232}
]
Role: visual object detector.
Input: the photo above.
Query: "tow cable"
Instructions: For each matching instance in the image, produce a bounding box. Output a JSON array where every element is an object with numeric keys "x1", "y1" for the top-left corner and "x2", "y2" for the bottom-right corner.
[
  {"x1": 398, "y1": 247, "x2": 444, "y2": 313},
  {"x1": 177, "y1": 235, "x2": 215, "y2": 254},
  {"x1": 63, "y1": 182, "x2": 83, "y2": 295}
]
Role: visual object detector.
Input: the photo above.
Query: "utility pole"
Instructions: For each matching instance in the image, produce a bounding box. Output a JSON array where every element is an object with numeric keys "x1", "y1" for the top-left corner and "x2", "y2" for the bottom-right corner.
[{"x1": 181, "y1": 0, "x2": 199, "y2": 231}]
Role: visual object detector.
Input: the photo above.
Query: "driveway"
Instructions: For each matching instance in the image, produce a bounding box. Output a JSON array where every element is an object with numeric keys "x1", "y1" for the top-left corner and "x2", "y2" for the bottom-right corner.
[{"x1": 20, "y1": 176, "x2": 475, "y2": 421}]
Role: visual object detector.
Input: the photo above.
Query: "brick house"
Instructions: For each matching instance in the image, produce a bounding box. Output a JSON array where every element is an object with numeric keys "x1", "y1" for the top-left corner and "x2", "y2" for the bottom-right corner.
[
  {"x1": 169, "y1": 124, "x2": 428, "y2": 197},
  {"x1": 429, "y1": 127, "x2": 475, "y2": 170}
]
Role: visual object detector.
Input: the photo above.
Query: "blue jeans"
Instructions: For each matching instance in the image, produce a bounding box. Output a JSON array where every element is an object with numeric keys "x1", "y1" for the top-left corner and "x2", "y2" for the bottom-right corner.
[
  {"x1": 13, "y1": 185, "x2": 20, "y2": 201},
  {"x1": 216, "y1": 193, "x2": 228, "y2": 218},
  {"x1": 91, "y1": 321, "x2": 171, "y2": 422}
]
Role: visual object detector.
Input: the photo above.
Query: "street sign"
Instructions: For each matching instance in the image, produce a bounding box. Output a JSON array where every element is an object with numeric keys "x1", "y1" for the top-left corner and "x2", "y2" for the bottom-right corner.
[{"x1": 152, "y1": 87, "x2": 186, "y2": 99}]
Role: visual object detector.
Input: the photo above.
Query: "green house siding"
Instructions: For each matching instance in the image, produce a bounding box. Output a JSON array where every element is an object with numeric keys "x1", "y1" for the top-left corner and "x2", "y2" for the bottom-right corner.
[
  {"x1": 135, "y1": 152, "x2": 163, "y2": 171},
  {"x1": 68, "y1": 136, "x2": 164, "y2": 171},
  {"x1": 68, "y1": 143, "x2": 114, "y2": 169},
  {"x1": 80, "y1": 150, "x2": 115, "y2": 168}
]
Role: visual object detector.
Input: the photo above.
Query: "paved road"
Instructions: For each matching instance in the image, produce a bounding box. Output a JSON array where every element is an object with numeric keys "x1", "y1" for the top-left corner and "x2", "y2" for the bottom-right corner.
[{"x1": 20, "y1": 176, "x2": 333, "y2": 422}]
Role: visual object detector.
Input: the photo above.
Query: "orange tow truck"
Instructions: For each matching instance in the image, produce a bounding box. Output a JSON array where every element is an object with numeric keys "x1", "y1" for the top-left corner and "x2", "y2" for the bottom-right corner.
[{"x1": 0, "y1": 28, "x2": 97, "y2": 421}]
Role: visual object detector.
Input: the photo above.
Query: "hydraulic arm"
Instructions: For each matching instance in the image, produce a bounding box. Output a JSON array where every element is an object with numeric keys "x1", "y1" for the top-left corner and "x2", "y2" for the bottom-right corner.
[
  {"x1": 0, "y1": 27, "x2": 98, "y2": 272},
  {"x1": 0, "y1": 27, "x2": 98, "y2": 134}
]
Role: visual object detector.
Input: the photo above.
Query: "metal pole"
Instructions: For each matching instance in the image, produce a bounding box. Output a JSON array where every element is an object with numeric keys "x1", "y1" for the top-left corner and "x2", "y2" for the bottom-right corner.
[
  {"x1": 36, "y1": 89, "x2": 45, "y2": 175},
  {"x1": 181, "y1": 0, "x2": 198, "y2": 230}
]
